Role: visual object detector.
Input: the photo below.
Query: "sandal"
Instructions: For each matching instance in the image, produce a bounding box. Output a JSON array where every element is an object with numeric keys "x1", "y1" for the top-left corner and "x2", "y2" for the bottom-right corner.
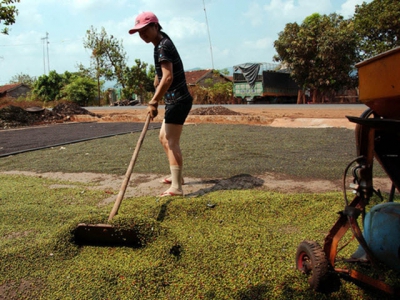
[{"x1": 159, "y1": 191, "x2": 183, "y2": 197}]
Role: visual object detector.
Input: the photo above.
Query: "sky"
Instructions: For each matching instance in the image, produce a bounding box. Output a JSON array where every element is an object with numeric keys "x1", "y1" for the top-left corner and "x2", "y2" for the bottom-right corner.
[{"x1": 0, "y1": 0, "x2": 373, "y2": 85}]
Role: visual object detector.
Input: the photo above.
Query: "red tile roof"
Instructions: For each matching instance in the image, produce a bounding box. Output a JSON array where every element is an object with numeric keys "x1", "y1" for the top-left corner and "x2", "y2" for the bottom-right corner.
[
  {"x1": 0, "y1": 83, "x2": 23, "y2": 94},
  {"x1": 185, "y1": 69, "x2": 213, "y2": 85}
]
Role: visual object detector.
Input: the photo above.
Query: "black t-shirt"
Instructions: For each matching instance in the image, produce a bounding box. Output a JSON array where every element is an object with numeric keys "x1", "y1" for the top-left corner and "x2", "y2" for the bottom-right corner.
[{"x1": 154, "y1": 36, "x2": 192, "y2": 103}]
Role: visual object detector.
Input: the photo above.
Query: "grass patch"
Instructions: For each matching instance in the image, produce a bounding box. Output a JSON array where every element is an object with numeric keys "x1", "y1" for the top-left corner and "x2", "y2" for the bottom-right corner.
[
  {"x1": 0, "y1": 124, "x2": 387, "y2": 179},
  {"x1": 0, "y1": 124, "x2": 395, "y2": 298},
  {"x1": 1, "y1": 174, "x2": 399, "y2": 299}
]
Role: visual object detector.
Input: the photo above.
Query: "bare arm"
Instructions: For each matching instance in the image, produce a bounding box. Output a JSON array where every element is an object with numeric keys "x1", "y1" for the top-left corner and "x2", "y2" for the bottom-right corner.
[
  {"x1": 153, "y1": 75, "x2": 159, "y2": 89},
  {"x1": 149, "y1": 61, "x2": 173, "y2": 105}
]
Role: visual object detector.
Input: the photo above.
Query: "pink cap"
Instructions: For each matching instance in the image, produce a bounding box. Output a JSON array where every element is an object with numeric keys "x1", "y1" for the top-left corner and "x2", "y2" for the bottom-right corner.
[{"x1": 129, "y1": 12, "x2": 159, "y2": 34}]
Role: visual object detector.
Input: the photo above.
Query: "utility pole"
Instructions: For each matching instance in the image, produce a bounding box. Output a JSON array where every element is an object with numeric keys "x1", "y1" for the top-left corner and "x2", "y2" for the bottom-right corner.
[
  {"x1": 46, "y1": 32, "x2": 50, "y2": 73},
  {"x1": 41, "y1": 32, "x2": 50, "y2": 74},
  {"x1": 203, "y1": 0, "x2": 214, "y2": 70},
  {"x1": 41, "y1": 36, "x2": 45, "y2": 74}
]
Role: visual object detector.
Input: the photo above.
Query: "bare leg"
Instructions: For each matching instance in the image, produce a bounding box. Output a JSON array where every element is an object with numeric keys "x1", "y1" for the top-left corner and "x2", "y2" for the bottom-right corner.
[
  {"x1": 159, "y1": 120, "x2": 183, "y2": 166},
  {"x1": 159, "y1": 121, "x2": 184, "y2": 195}
]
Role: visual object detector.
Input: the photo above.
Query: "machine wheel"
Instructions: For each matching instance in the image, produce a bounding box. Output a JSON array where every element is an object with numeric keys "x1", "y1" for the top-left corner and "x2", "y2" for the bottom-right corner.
[
  {"x1": 296, "y1": 240, "x2": 329, "y2": 291},
  {"x1": 355, "y1": 108, "x2": 377, "y2": 154}
]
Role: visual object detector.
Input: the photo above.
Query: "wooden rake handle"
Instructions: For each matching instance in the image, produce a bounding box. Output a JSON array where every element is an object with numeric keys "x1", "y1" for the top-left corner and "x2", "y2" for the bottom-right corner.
[{"x1": 108, "y1": 114, "x2": 151, "y2": 222}]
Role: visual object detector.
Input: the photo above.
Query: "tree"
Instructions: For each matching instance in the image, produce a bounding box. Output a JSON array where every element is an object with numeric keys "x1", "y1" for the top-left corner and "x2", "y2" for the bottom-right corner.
[
  {"x1": 76, "y1": 63, "x2": 94, "y2": 78},
  {"x1": 31, "y1": 70, "x2": 97, "y2": 103},
  {"x1": 207, "y1": 81, "x2": 233, "y2": 104},
  {"x1": 32, "y1": 71, "x2": 65, "y2": 102},
  {"x1": 218, "y1": 68, "x2": 230, "y2": 76},
  {"x1": 9, "y1": 73, "x2": 37, "y2": 87},
  {"x1": 62, "y1": 76, "x2": 97, "y2": 106},
  {"x1": 122, "y1": 59, "x2": 154, "y2": 102},
  {"x1": 83, "y1": 27, "x2": 108, "y2": 102},
  {"x1": 353, "y1": 0, "x2": 400, "y2": 59},
  {"x1": 273, "y1": 13, "x2": 358, "y2": 103},
  {"x1": 0, "y1": 0, "x2": 19, "y2": 34},
  {"x1": 83, "y1": 26, "x2": 128, "y2": 102},
  {"x1": 191, "y1": 71, "x2": 233, "y2": 104},
  {"x1": 103, "y1": 35, "x2": 128, "y2": 88}
]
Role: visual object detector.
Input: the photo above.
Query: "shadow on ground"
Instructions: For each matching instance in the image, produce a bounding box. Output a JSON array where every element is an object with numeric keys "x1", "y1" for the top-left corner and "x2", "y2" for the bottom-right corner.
[{"x1": 185, "y1": 173, "x2": 265, "y2": 197}]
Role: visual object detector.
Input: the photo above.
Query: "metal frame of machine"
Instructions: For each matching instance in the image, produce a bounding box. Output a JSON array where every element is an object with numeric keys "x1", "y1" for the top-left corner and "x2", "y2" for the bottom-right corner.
[{"x1": 295, "y1": 47, "x2": 400, "y2": 295}]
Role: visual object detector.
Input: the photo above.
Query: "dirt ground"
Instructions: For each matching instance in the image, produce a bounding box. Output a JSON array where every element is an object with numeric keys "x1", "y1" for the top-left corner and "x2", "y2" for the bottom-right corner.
[
  {"x1": 4, "y1": 104, "x2": 392, "y2": 199},
  {"x1": 74, "y1": 104, "x2": 366, "y2": 129},
  {"x1": 5, "y1": 169, "x2": 393, "y2": 204}
]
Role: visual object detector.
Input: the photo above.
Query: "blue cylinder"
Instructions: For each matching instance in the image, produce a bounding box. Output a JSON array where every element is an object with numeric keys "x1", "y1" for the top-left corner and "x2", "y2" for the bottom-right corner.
[{"x1": 362, "y1": 202, "x2": 400, "y2": 271}]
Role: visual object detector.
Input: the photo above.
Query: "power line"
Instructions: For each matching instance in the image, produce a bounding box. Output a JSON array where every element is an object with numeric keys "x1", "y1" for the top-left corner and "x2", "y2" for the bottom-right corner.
[
  {"x1": 0, "y1": 42, "x2": 41, "y2": 47},
  {"x1": 0, "y1": 38, "x2": 81, "y2": 47}
]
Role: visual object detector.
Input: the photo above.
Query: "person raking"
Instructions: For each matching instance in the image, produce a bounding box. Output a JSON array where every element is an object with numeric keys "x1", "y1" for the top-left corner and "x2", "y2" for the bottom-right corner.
[{"x1": 129, "y1": 11, "x2": 193, "y2": 197}]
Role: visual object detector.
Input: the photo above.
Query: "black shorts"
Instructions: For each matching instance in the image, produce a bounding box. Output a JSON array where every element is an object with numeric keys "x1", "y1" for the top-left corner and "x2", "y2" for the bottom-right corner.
[{"x1": 164, "y1": 100, "x2": 192, "y2": 125}]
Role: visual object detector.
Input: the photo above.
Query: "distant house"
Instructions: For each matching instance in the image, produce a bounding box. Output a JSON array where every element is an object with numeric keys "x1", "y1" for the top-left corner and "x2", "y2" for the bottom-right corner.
[
  {"x1": 185, "y1": 69, "x2": 232, "y2": 88},
  {"x1": 0, "y1": 83, "x2": 31, "y2": 99},
  {"x1": 185, "y1": 69, "x2": 234, "y2": 104}
]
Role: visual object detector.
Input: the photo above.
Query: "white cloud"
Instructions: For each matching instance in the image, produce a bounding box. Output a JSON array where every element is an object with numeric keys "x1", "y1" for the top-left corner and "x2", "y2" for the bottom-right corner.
[
  {"x1": 137, "y1": 0, "x2": 204, "y2": 15},
  {"x1": 263, "y1": 0, "x2": 332, "y2": 19},
  {"x1": 70, "y1": 0, "x2": 95, "y2": 11},
  {"x1": 53, "y1": 39, "x2": 83, "y2": 56},
  {"x1": 338, "y1": 0, "x2": 372, "y2": 18},
  {"x1": 167, "y1": 17, "x2": 207, "y2": 40},
  {"x1": 244, "y1": 37, "x2": 273, "y2": 50},
  {"x1": 0, "y1": 0, "x2": 374, "y2": 84},
  {"x1": 17, "y1": 7, "x2": 43, "y2": 27},
  {"x1": 69, "y1": 0, "x2": 130, "y2": 13},
  {"x1": 244, "y1": 2, "x2": 264, "y2": 27},
  {"x1": 0, "y1": 30, "x2": 43, "y2": 55}
]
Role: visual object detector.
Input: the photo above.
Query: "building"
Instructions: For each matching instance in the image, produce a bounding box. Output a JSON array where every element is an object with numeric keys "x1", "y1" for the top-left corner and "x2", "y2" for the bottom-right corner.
[
  {"x1": 184, "y1": 69, "x2": 233, "y2": 104},
  {"x1": 0, "y1": 83, "x2": 31, "y2": 99},
  {"x1": 185, "y1": 69, "x2": 232, "y2": 88},
  {"x1": 233, "y1": 63, "x2": 299, "y2": 104}
]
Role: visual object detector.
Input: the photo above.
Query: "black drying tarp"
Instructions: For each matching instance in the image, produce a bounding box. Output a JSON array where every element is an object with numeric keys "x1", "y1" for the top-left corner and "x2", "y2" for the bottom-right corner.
[
  {"x1": 0, "y1": 122, "x2": 161, "y2": 157},
  {"x1": 233, "y1": 63, "x2": 260, "y2": 88}
]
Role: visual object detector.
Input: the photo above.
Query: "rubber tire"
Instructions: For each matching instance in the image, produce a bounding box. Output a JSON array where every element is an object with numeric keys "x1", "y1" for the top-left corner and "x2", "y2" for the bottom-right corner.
[
  {"x1": 355, "y1": 108, "x2": 377, "y2": 155},
  {"x1": 296, "y1": 240, "x2": 329, "y2": 291}
]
